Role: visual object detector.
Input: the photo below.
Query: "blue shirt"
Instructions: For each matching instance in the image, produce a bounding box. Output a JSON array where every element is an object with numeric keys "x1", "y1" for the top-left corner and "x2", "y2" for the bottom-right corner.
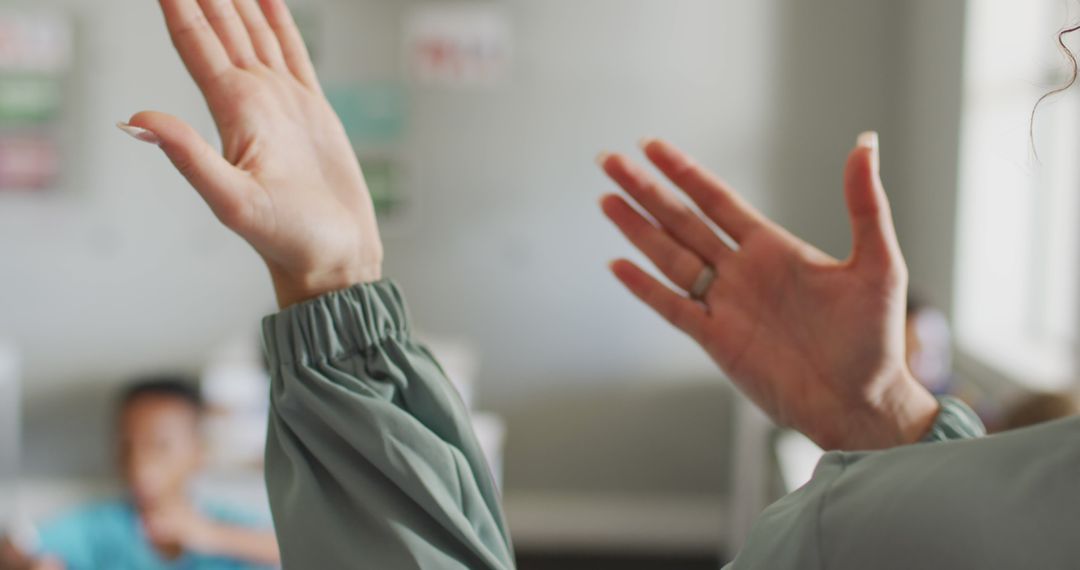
[{"x1": 35, "y1": 500, "x2": 273, "y2": 570}]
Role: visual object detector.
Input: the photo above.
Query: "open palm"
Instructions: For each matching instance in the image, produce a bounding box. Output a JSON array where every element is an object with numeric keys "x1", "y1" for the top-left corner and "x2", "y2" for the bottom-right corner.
[
  {"x1": 125, "y1": 0, "x2": 382, "y2": 307},
  {"x1": 599, "y1": 137, "x2": 938, "y2": 450}
]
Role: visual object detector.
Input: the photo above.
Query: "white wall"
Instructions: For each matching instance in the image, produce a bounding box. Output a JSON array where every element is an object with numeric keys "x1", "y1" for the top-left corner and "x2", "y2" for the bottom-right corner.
[
  {"x1": 889, "y1": 0, "x2": 968, "y2": 317},
  {"x1": 7, "y1": 0, "x2": 776, "y2": 477},
  {"x1": 383, "y1": 0, "x2": 778, "y2": 405},
  {"x1": 4, "y1": 0, "x2": 278, "y2": 474},
  {"x1": 2, "y1": 0, "x2": 971, "y2": 537}
]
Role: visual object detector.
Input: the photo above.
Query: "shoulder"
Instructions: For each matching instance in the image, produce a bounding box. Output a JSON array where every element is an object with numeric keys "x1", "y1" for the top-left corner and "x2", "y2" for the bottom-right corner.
[
  {"x1": 727, "y1": 452, "x2": 848, "y2": 569},
  {"x1": 818, "y1": 417, "x2": 1080, "y2": 568},
  {"x1": 733, "y1": 419, "x2": 1080, "y2": 569},
  {"x1": 34, "y1": 499, "x2": 135, "y2": 562},
  {"x1": 40, "y1": 499, "x2": 133, "y2": 530}
]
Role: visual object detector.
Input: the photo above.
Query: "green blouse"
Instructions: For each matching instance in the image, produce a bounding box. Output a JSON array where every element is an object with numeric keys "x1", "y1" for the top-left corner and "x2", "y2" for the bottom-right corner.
[{"x1": 262, "y1": 281, "x2": 1076, "y2": 569}]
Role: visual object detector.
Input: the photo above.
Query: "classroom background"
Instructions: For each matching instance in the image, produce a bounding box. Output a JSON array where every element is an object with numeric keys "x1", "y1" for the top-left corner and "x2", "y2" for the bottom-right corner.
[{"x1": 2, "y1": 1, "x2": 1078, "y2": 568}]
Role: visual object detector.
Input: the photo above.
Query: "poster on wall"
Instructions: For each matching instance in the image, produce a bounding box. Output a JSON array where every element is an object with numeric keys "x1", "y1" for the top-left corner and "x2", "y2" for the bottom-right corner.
[
  {"x1": 0, "y1": 12, "x2": 71, "y2": 192},
  {"x1": 326, "y1": 82, "x2": 407, "y2": 145},
  {"x1": 0, "y1": 137, "x2": 57, "y2": 190},
  {"x1": 359, "y1": 156, "x2": 407, "y2": 217},
  {"x1": 323, "y1": 82, "x2": 409, "y2": 218},
  {"x1": 404, "y1": 2, "x2": 513, "y2": 88},
  {"x1": 0, "y1": 13, "x2": 72, "y2": 72}
]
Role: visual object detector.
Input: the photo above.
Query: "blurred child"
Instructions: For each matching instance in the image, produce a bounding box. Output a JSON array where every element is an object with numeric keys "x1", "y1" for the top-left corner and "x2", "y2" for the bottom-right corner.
[{"x1": 0, "y1": 377, "x2": 279, "y2": 569}]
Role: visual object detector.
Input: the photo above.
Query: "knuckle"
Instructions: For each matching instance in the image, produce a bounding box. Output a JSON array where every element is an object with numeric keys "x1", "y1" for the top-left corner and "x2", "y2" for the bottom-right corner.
[
  {"x1": 215, "y1": 199, "x2": 249, "y2": 230},
  {"x1": 671, "y1": 304, "x2": 698, "y2": 334},
  {"x1": 668, "y1": 158, "x2": 703, "y2": 189},
  {"x1": 675, "y1": 206, "x2": 700, "y2": 229},
  {"x1": 204, "y1": 0, "x2": 235, "y2": 20},
  {"x1": 671, "y1": 252, "x2": 699, "y2": 282},
  {"x1": 639, "y1": 180, "x2": 661, "y2": 199},
  {"x1": 698, "y1": 189, "x2": 725, "y2": 212},
  {"x1": 876, "y1": 263, "x2": 908, "y2": 289},
  {"x1": 232, "y1": 53, "x2": 259, "y2": 69},
  {"x1": 670, "y1": 162, "x2": 696, "y2": 185},
  {"x1": 170, "y1": 153, "x2": 199, "y2": 182},
  {"x1": 174, "y1": 11, "x2": 213, "y2": 39}
]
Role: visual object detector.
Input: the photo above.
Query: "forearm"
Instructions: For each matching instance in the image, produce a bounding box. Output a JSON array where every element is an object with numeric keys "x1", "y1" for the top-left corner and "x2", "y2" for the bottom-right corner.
[
  {"x1": 262, "y1": 281, "x2": 514, "y2": 569},
  {"x1": 195, "y1": 525, "x2": 279, "y2": 566}
]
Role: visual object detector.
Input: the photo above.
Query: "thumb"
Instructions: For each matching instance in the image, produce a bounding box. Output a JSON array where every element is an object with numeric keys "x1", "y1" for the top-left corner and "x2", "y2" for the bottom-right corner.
[
  {"x1": 844, "y1": 131, "x2": 904, "y2": 273},
  {"x1": 120, "y1": 111, "x2": 255, "y2": 231}
]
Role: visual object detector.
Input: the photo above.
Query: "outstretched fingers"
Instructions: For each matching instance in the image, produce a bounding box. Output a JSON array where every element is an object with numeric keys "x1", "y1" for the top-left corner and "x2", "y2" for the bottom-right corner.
[
  {"x1": 197, "y1": 0, "x2": 258, "y2": 67},
  {"x1": 609, "y1": 259, "x2": 708, "y2": 340},
  {"x1": 843, "y1": 132, "x2": 904, "y2": 274},
  {"x1": 159, "y1": 0, "x2": 234, "y2": 88},
  {"x1": 599, "y1": 152, "x2": 732, "y2": 266},
  {"x1": 126, "y1": 111, "x2": 259, "y2": 232},
  {"x1": 258, "y1": 0, "x2": 320, "y2": 88},
  {"x1": 234, "y1": 0, "x2": 287, "y2": 69},
  {"x1": 641, "y1": 139, "x2": 766, "y2": 243},
  {"x1": 601, "y1": 194, "x2": 711, "y2": 294}
]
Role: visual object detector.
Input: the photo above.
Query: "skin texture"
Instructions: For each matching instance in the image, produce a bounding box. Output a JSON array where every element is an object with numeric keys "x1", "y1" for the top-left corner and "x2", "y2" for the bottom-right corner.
[
  {"x1": 128, "y1": 0, "x2": 384, "y2": 308},
  {"x1": 125, "y1": 0, "x2": 930, "y2": 464},
  {"x1": 598, "y1": 137, "x2": 940, "y2": 451}
]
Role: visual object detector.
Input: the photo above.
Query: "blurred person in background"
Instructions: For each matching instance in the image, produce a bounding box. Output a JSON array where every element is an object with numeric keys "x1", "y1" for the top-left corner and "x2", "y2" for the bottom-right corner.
[
  {"x1": 25, "y1": 0, "x2": 1080, "y2": 568},
  {"x1": 999, "y1": 391, "x2": 1080, "y2": 432},
  {"x1": 905, "y1": 295, "x2": 955, "y2": 396},
  {"x1": 906, "y1": 296, "x2": 1002, "y2": 425},
  {"x1": 0, "y1": 378, "x2": 279, "y2": 570}
]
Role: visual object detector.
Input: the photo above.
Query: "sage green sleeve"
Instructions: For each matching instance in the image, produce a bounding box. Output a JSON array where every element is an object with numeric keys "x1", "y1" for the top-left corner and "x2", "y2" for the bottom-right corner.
[
  {"x1": 724, "y1": 396, "x2": 986, "y2": 569},
  {"x1": 920, "y1": 396, "x2": 986, "y2": 443},
  {"x1": 260, "y1": 281, "x2": 515, "y2": 570}
]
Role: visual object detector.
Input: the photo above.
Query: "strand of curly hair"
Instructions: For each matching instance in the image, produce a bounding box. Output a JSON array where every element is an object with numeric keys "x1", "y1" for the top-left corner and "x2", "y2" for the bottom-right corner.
[{"x1": 1031, "y1": 24, "x2": 1080, "y2": 157}]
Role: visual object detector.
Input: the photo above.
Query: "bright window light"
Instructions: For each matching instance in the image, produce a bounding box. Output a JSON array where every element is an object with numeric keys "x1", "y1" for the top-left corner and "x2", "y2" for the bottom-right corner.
[{"x1": 955, "y1": 0, "x2": 1080, "y2": 389}]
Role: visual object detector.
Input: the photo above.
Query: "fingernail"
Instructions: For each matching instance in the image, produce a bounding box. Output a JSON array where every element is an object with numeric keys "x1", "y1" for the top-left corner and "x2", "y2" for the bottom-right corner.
[
  {"x1": 595, "y1": 152, "x2": 611, "y2": 168},
  {"x1": 857, "y1": 131, "x2": 879, "y2": 151},
  {"x1": 117, "y1": 122, "x2": 161, "y2": 145},
  {"x1": 638, "y1": 137, "x2": 657, "y2": 150}
]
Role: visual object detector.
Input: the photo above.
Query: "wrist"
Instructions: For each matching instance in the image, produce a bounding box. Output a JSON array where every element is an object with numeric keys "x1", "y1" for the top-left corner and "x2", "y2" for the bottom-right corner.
[
  {"x1": 859, "y1": 367, "x2": 940, "y2": 449},
  {"x1": 269, "y1": 260, "x2": 382, "y2": 309}
]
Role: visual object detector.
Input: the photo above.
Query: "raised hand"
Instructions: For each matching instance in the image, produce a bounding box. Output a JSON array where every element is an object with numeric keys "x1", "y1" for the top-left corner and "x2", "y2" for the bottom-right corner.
[
  {"x1": 121, "y1": 0, "x2": 382, "y2": 308},
  {"x1": 598, "y1": 134, "x2": 939, "y2": 451}
]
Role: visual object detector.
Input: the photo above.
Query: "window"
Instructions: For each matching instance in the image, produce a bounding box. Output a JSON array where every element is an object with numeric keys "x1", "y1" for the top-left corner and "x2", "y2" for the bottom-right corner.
[{"x1": 955, "y1": 0, "x2": 1080, "y2": 389}]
